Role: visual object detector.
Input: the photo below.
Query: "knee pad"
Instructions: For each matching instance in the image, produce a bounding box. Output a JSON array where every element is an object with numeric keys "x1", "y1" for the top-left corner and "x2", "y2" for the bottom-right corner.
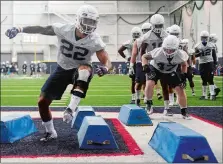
[{"x1": 78, "y1": 69, "x2": 91, "y2": 82}]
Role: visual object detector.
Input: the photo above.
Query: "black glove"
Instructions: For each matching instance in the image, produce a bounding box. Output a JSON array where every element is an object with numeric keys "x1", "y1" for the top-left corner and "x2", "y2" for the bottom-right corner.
[
  {"x1": 5, "y1": 27, "x2": 20, "y2": 39},
  {"x1": 142, "y1": 64, "x2": 150, "y2": 73},
  {"x1": 180, "y1": 73, "x2": 187, "y2": 89}
]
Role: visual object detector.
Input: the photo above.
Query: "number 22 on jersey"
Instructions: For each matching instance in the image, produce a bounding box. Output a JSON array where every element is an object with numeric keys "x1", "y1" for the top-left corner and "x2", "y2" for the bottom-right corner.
[{"x1": 60, "y1": 39, "x2": 89, "y2": 60}]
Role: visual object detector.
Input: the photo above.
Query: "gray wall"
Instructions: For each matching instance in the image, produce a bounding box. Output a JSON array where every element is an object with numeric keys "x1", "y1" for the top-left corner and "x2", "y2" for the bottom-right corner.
[{"x1": 1, "y1": 1, "x2": 171, "y2": 62}]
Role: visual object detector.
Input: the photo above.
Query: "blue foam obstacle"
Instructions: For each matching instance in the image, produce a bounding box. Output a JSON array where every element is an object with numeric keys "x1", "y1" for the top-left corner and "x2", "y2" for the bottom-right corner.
[
  {"x1": 71, "y1": 106, "x2": 96, "y2": 130},
  {"x1": 118, "y1": 104, "x2": 153, "y2": 126},
  {"x1": 1, "y1": 114, "x2": 37, "y2": 143},
  {"x1": 149, "y1": 122, "x2": 218, "y2": 163},
  {"x1": 77, "y1": 116, "x2": 118, "y2": 149}
]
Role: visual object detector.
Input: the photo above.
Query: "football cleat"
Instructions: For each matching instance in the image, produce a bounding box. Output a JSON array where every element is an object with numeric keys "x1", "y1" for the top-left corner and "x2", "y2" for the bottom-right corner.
[
  {"x1": 199, "y1": 96, "x2": 208, "y2": 100},
  {"x1": 130, "y1": 100, "x2": 135, "y2": 104},
  {"x1": 214, "y1": 88, "x2": 221, "y2": 97},
  {"x1": 136, "y1": 99, "x2": 140, "y2": 106},
  {"x1": 192, "y1": 91, "x2": 195, "y2": 96},
  {"x1": 40, "y1": 131, "x2": 57, "y2": 142},
  {"x1": 157, "y1": 93, "x2": 163, "y2": 100},
  {"x1": 210, "y1": 95, "x2": 216, "y2": 101},
  {"x1": 63, "y1": 107, "x2": 73, "y2": 124},
  {"x1": 182, "y1": 113, "x2": 191, "y2": 120},
  {"x1": 163, "y1": 109, "x2": 174, "y2": 116}
]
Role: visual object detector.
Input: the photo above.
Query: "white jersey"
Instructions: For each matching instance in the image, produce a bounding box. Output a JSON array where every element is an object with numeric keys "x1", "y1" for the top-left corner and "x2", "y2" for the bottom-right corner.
[
  {"x1": 135, "y1": 38, "x2": 143, "y2": 63},
  {"x1": 194, "y1": 42, "x2": 215, "y2": 64},
  {"x1": 141, "y1": 30, "x2": 168, "y2": 52},
  {"x1": 52, "y1": 23, "x2": 106, "y2": 70},
  {"x1": 122, "y1": 39, "x2": 134, "y2": 58},
  {"x1": 150, "y1": 48, "x2": 189, "y2": 73}
]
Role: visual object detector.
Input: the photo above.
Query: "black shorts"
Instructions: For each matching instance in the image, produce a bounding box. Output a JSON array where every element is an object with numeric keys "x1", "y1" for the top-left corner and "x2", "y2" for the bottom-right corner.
[
  {"x1": 199, "y1": 62, "x2": 214, "y2": 76},
  {"x1": 41, "y1": 65, "x2": 92, "y2": 100},
  {"x1": 135, "y1": 62, "x2": 146, "y2": 84},
  {"x1": 186, "y1": 66, "x2": 193, "y2": 80},
  {"x1": 146, "y1": 65, "x2": 183, "y2": 88}
]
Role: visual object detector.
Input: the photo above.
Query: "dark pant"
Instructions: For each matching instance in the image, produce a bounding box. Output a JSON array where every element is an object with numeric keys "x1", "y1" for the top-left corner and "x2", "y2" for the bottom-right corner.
[
  {"x1": 199, "y1": 62, "x2": 214, "y2": 85},
  {"x1": 135, "y1": 62, "x2": 146, "y2": 84}
]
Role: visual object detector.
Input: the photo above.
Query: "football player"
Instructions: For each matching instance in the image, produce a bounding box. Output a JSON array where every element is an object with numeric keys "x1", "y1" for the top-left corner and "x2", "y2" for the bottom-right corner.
[
  {"x1": 180, "y1": 39, "x2": 196, "y2": 96},
  {"x1": 142, "y1": 35, "x2": 190, "y2": 119},
  {"x1": 36, "y1": 60, "x2": 42, "y2": 78},
  {"x1": 168, "y1": 24, "x2": 182, "y2": 106},
  {"x1": 30, "y1": 61, "x2": 35, "y2": 76},
  {"x1": 130, "y1": 23, "x2": 151, "y2": 106},
  {"x1": 118, "y1": 26, "x2": 141, "y2": 104},
  {"x1": 5, "y1": 5, "x2": 112, "y2": 141},
  {"x1": 1, "y1": 62, "x2": 6, "y2": 76},
  {"x1": 140, "y1": 14, "x2": 168, "y2": 113},
  {"x1": 22, "y1": 61, "x2": 27, "y2": 75},
  {"x1": 209, "y1": 34, "x2": 221, "y2": 97},
  {"x1": 194, "y1": 31, "x2": 217, "y2": 100}
]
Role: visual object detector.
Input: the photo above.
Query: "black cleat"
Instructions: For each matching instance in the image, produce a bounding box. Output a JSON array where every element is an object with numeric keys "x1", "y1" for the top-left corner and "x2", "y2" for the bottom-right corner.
[
  {"x1": 214, "y1": 88, "x2": 221, "y2": 97},
  {"x1": 199, "y1": 96, "x2": 207, "y2": 100},
  {"x1": 157, "y1": 93, "x2": 163, "y2": 100},
  {"x1": 130, "y1": 100, "x2": 135, "y2": 104},
  {"x1": 40, "y1": 132, "x2": 57, "y2": 142}
]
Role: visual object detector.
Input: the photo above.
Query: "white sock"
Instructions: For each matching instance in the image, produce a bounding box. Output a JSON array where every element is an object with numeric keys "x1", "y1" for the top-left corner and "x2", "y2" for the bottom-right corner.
[
  {"x1": 169, "y1": 93, "x2": 174, "y2": 104},
  {"x1": 135, "y1": 90, "x2": 140, "y2": 100},
  {"x1": 209, "y1": 85, "x2": 215, "y2": 96},
  {"x1": 132, "y1": 94, "x2": 135, "y2": 100},
  {"x1": 42, "y1": 120, "x2": 55, "y2": 133},
  {"x1": 202, "y1": 86, "x2": 207, "y2": 97},
  {"x1": 164, "y1": 100, "x2": 169, "y2": 109},
  {"x1": 156, "y1": 88, "x2": 161, "y2": 95},
  {"x1": 68, "y1": 89, "x2": 82, "y2": 112}
]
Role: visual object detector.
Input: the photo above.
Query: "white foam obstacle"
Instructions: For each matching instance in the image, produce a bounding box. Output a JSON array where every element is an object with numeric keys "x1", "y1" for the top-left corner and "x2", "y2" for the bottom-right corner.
[
  {"x1": 0, "y1": 114, "x2": 37, "y2": 143},
  {"x1": 71, "y1": 106, "x2": 96, "y2": 130},
  {"x1": 77, "y1": 116, "x2": 118, "y2": 149},
  {"x1": 149, "y1": 122, "x2": 218, "y2": 163},
  {"x1": 118, "y1": 104, "x2": 153, "y2": 126}
]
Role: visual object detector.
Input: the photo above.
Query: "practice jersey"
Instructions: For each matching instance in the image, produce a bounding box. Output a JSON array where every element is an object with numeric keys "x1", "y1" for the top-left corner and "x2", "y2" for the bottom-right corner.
[
  {"x1": 52, "y1": 23, "x2": 106, "y2": 70},
  {"x1": 149, "y1": 48, "x2": 188, "y2": 73},
  {"x1": 122, "y1": 39, "x2": 134, "y2": 58},
  {"x1": 194, "y1": 42, "x2": 215, "y2": 64},
  {"x1": 135, "y1": 38, "x2": 143, "y2": 63},
  {"x1": 140, "y1": 30, "x2": 168, "y2": 52},
  {"x1": 22, "y1": 64, "x2": 27, "y2": 69}
]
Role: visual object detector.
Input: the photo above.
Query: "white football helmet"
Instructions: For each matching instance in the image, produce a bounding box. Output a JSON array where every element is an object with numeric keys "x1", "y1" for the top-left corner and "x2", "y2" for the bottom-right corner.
[
  {"x1": 37, "y1": 60, "x2": 41, "y2": 63},
  {"x1": 31, "y1": 61, "x2": 34, "y2": 64},
  {"x1": 141, "y1": 23, "x2": 152, "y2": 34},
  {"x1": 75, "y1": 5, "x2": 99, "y2": 35},
  {"x1": 150, "y1": 14, "x2": 165, "y2": 34},
  {"x1": 209, "y1": 34, "x2": 218, "y2": 43},
  {"x1": 2, "y1": 62, "x2": 5, "y2": 65},
  {"x1": 24, "y1": 61, "x2": 27, "y2": 64},
  {"x1": 131, "y1": 27, "x2": 141, "y2": 40},
  {"x1": 162, "y1": 35, "x2": 180, "y2": 58},
  {"x1": 6, "y1": 61, "x2": 9, "y2": 64},
  {"x1": 200, "y1": 30, "x2": 209, "y2": 44},
  {"x1": 166, "y1": 27, "x2": 171, "y2": 34},
  {"x1": 169, "y1": 24, "x2": 181, "y2": 38},
  {"x1": 180, "y1": 39, "x2": 189, "y2": 51}
]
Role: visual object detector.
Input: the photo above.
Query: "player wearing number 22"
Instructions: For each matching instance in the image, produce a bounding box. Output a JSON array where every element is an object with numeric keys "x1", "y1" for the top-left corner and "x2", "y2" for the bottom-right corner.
[
  {"x1": 142, "y1": 35, "x2": 190, "y2": 119},
  {"x1": 5, "y1": 5, "x2": 112, "y2": 142}
]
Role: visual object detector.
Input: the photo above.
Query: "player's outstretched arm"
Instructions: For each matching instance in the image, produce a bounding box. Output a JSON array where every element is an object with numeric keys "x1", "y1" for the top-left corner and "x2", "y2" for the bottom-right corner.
[
  {"x1": 5, "y1": 26, "x2": 56, "y2": 39},
  {"x1": 95, "y1": 49, "x2": 112, "y2": 77}
]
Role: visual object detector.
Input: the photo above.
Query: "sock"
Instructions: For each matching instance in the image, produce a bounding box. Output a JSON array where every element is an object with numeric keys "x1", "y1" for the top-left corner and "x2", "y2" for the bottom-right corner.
[
  {"x1": 42, "y1": 120, "x2": 55, "y2": 133},
  {"x1": 135, "y1": 90, "x2": 140, "y2": 100},
  {"x1": 169, "y1": 93, "x2": 174, "y2": 104},
  {"x1": 209, "y1": 85, "x2": 215, "y2": 96},
  {"x1": 156, "y1": 88, "x2": 161, "y2": 95},
  {"x1": 181, "y1": 108, "x2": 187, "y2": 115},
  {"x1": 202, "y1": 85, "x2": 208, "y2": 97},
  {"x1": 68, "y1": 89, "x2": 82, "y2": 112},
  {"x1": 132, "y1": 94, "x2": 135, "y2": 100},
  {"x1": 164, "y1": 100, "x2": 169, "y2": 109},
  {"x1": 191, "y1": 87, "x2": 194, "y2": 93}
]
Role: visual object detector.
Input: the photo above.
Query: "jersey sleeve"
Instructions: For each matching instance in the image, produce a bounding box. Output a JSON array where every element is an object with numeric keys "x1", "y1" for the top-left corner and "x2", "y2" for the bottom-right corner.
[
  {"x1": 179, "y1": 50, "x2": 189, "y2": 62},
  {"x1": 52, "y1": 23, "x2": 66, "y2": 36},
  {"x1": 94, "y1": 34, "x2": 106, "y2": 52}
]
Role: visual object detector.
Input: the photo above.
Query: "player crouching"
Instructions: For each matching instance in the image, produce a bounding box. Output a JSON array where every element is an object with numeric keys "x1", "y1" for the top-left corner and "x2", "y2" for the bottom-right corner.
[{"x1": 142, "y1": 35, "x2": 190, "y2": 119}]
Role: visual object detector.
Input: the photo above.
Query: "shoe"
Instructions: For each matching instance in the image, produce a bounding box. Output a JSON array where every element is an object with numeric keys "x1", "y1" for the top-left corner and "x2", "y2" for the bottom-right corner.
[
  {"x1": 210, "y1": 95, "x2": 216, "y2": 101},
  {"x1": 157, "y1": 93, "x2": 163, "y2": 100},
  {"x1": 169, "y1": 102, "x2": 174, "y2": 107},
  {"x1": 163, "y1": 109, "x2": 173, "y2": 116},
  {"x1": 199, "y1": 96, "x2": 208, "y2": 100},
  {"x1": 146, "y1": 106, "x2": 154, "y2": 115},
  {"x1": 130, "y1": 100, "x2": 135, "y2": 104},
  {"x1": 40, "y1": 131, "x2": 57, "y2": 142},
  {"x1": 214, "y1": 88, "x2": 221, "y2": 97},
  {"x1": 63, "y1": 107, "x2": 73, "y2": 124},
  {"x1": 136, "y1": 99, "x2": 140, "y2": 106},
  {"x1": 192, "y1": 92, "x2": 195, "y2": 96},
  {"x1": 182, "y1": 113, "x2": 191, "y2": 120}
]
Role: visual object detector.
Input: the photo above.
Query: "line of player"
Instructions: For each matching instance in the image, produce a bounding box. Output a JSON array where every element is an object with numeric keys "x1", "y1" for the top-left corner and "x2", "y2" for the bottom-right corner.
[{"x1": 118, "y1": 14, "x2": 221, "y2": 119}]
